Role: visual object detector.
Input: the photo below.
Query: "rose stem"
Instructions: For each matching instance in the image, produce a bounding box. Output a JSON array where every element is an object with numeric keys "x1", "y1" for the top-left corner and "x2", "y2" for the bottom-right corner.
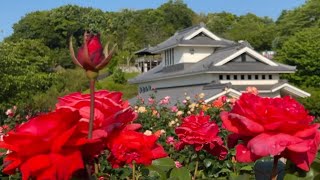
[
  {"x1": 132, "y1": 162, "x2": 136, "y2": 180},
  {"x1": 271, "y1": 155, "x2": 280, "y2": 180},
  {"x1": 88, "y1": 79, "x2": 95, "y2": 139},
  {"x1": 193, "y1": 160, "x2": 199, "y2": 180}
]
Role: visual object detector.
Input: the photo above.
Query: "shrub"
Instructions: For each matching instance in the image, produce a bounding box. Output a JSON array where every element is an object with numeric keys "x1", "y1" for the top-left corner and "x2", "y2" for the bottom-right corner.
[{"x1": 112, "y1": 68, "x2": 126, "y2": 84}]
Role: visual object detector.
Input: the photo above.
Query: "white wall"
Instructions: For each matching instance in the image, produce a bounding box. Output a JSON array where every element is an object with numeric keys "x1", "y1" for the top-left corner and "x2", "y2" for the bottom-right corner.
[{"x1": 173, "y1": 47, "x2": 214, "y2": 64}]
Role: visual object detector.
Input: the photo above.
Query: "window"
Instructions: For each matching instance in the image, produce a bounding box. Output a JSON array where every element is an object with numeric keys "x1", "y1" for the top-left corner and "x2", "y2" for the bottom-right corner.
[
  {"x1": 255, "y1": 75, "x2": 259, "y2": 80},
  {"x1": 248, "y1": 75, "x2": 252, "y2": 80},
  {"x1": 164, "y1": 48, "x2": 174, "y2": 66},
  {"x1": 219, "y1": 75, "x2": 223, "y2": 80},
  {"x1": 226, "y1": 75, "x2": 230, "y2": 80},
  {"x1": 233, "y1": 75, "x2": 237, "y2": 80},
  {"x1": 269, "y1": 75, "x2": 272, "y2": 79},
  {"x1": 241, "y1": 75, "x2": 245, "y2": 80},
  {"x1": 241, "y1": 54, "x2": 246, "y2": 62},
  {"x1": 262, "y1": 75, "x2": 266, "y2": 79}
]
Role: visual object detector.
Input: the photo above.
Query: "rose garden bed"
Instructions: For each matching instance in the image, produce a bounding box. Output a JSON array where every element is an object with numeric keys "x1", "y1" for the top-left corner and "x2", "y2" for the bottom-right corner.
[{"x1": 0, "y1": 33, "x2": 319, "y2": 180}]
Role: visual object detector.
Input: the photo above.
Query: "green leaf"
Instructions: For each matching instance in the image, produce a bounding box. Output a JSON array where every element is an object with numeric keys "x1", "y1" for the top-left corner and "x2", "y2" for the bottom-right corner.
[
  {"x1": 284, "y1": 174, "x2": 300, "y2": 180},
  {"x1": 229, "y1": 173, "x2": 252, "y2": 180},
  {"x1": 151, "y1": 157, "x2": 175, "y2": 172},
  {"x1": 147, "y1": 165, "x2": 166, "y2": 180},
  {"x1": 203, "y1": 159, "x2": 213, "y2": 168},
  {"x1": 215, "y1": 168, "x2": 232, "y2": 177},
  {"x1": 147, "y1": 157, "x2": 176, "y2": 180},
  {"x1": 240, "y1": 165, "x2": 253, "y2": 171},
  {"x1": 169, "y1": 167, "x2": 192, "y2": 180}
]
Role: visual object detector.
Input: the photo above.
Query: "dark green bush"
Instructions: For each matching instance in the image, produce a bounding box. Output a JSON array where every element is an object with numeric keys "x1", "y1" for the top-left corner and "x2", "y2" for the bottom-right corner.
[{"x1": 112, "y1": 68, "x2": 126, "y2": 84}]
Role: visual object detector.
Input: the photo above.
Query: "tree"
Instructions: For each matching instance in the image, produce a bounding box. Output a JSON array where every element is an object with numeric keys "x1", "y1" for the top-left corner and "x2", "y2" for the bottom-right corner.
[
  {"x1": 206, "y1": 12, "x2": 237, "y2": 37},
  {"x1": 274, "y1": 0, "x2": 320, "y2": 48},
  {"x1": 224, "y1": 13, "x2": 276, "y2": 51},
  {"x1": 275, "y1": 27, "x2": 320, "y2": 87},
  {"x1": 158, "y1": 0, "x2": 195, "y2": 35},
  {"x1": 0, "y1": 39, "x2": 56, "y2": 107}
]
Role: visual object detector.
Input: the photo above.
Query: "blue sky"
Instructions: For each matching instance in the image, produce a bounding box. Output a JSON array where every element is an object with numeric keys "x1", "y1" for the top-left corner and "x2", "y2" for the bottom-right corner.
[{"x1": 0, "y1": 0, "x2": 305, "y2": 41}]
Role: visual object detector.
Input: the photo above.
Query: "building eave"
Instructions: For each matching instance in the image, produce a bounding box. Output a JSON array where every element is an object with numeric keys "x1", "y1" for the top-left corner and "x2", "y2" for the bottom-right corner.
[
  {"x1": 204, "y1": 88, "x2": 241, "y2": 103},
  {"x1": 128, "y1": 70, "x2": 295, "y2": 84},
  {"x1": 151, "y1": 44, "x2": 224, "y2": 53},
  {"x1": 214, "y1": 47, "x2": 279, "y2": 66}
]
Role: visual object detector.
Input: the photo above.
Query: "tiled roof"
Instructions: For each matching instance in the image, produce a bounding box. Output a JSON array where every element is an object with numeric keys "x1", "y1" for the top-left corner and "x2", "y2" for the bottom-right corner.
[
  {"x1": 129, "y1": 44, "x2": 295, "y2": 84},
  {"x1": 138, "y1": 24, "x2": 235, "y2": 53}
]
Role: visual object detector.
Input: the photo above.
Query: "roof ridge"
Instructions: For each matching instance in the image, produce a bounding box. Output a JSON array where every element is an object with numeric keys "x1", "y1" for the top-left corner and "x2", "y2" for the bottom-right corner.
[
  {"x1": 214, "y1": 43, "x2": 244, "y2": 53},
  {"x1": 175, "y1": 24, "x2": 201, "y2": 34}
]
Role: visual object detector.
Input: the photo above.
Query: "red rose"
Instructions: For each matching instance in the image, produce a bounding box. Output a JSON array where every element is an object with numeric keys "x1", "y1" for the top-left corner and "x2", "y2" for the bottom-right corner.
[
  {"x1": 175, "y1": 112, "x2": 228, "y2": 160},
  {"x1": 0, "y1": 108, "x2": 87, "y2": 180},
  {"x1": 107, "y1": 130, "x2": 167, "y2": 168},
  {"x1": 70, "y1": 32, "x2": 114, "y2": 71},
  {"x1": 56, "y1": 90, "x2": 137, "y2": 136},
  {"x1": 221, "y1": 93, "x2": 320, "y2": 171},
  {"x1": 56, "y1": 90, "x2": 138, "y2": 158}
]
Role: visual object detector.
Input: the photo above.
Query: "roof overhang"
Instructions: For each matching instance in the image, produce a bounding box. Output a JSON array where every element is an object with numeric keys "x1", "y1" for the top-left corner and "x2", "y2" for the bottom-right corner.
[
  {"x1": 129, "y1": 70, "x2": 295, "y2": 84},
  {"x1": 214, "y1": 47, "x2": 278, "y2": 66},
  {"x1": 205, "y1": 88, "x2": 241, "y2": 103},
  {"x1": 151, "y1": 44, "x2": 223, "y2": 53},
  {"x1": 238, "y1": 83, "x2": 310, "y2": 98},
  {"x1": 272, "y1": 83, "x2": 310, "y2": 97},
  {"x1": 184, "y1": 27, "x2": 221, "y2": 41},
  {"x1": 203, "y1": 83, "x2": 310, "y2": 103}
]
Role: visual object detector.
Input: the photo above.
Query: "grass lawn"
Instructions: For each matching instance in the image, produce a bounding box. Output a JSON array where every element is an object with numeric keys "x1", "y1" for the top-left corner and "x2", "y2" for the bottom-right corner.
[{"x1": 95, "y1": 72, "x2": 139, "y2": 100}]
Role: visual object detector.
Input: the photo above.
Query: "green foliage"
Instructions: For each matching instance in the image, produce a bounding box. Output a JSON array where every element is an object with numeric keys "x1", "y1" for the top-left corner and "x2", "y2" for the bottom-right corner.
[
  {"x1": 275, "y1": 0, "x2": 320, "y2": 48},
  {"x1": 158, "y1": 0, "x2": 195, "y2": 34},
  {"x1": 206, "y1": 12, "x2": 237, "y2": 37},
  {"x1": 0, "y1": 39, "x2": 56, "y2": 108},
  {"x1": 8, "y1": 5, "x2": 108, "y2": 49},
  {"x1": 298, "y1": 87, "x2": 320, "y2": 120},
  {"x1": 275, "y1": 27, "x2": 320, "y2": 87},
  {"x1": 224, "y1": 13, "x2": 276, "y2": 51},
  {"x1": 95, "y1": 72, "x2": 139, "y2": 100},
  {"x1": 30, "y1": 68, "x2": 88, "y2": 111},
  {"x1": 112, "y1": 68, "x2": 126, "y2": 84}
]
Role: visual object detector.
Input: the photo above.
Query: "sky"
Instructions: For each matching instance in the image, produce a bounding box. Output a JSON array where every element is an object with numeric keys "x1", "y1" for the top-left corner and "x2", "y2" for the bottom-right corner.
[{"x1": 0, "y1": 0, "x2": 305, "y2": 41}]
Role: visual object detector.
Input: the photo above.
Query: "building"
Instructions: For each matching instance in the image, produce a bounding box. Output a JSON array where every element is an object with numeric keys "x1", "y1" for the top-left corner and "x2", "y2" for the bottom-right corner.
[
  {"x1": 134, "y1": 46, "x2": 162, "y2": 73},
  {"x1": 129, "y1": 23, "x2": 310, "y2": 104}
]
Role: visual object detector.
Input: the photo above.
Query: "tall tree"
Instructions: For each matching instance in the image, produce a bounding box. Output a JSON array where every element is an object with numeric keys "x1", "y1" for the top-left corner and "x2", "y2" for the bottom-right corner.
[
  {"x1": 0, "y1": 39, "x2": 56, "y2": 106},
  {"x1": 206, "y1": 12, "x2": 237, "y2": 37},
  {"x1": 158, "y1": 0, "x2": 195, "y2": 35},
  {"x1": 275, "y1": 27, "x2": 320, "y2": 87},
  {"x1": 274, "y1": 0, "x2": 320, "y2": 48},
  {"x1": 224, "y1": 13, "x2": 276, "y2": 51}
]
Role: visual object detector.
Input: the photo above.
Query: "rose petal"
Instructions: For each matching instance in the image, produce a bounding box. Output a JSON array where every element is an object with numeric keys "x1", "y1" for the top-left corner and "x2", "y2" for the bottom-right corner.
[
  {"x1": 247, "y1": 133, "x2": 302, "y2": 157},
  {"x1": 235, "y1": 144, "x2": 261, "y2": 162},
  {"x1": 221, "y1": 112, "x2": 264, "y2": 136}
]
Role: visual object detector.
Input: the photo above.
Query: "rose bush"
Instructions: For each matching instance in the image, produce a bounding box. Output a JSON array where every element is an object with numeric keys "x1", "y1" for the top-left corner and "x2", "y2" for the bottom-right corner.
[
  {"x1": 1, "y1": 89, "x2": 319, "y2": 179},
  {"x1": 0, "y1": 90, "x2": 151, "y2": 180},
  {"x1": 221, "y1": 93, "x2": 320, "y2": 171}
]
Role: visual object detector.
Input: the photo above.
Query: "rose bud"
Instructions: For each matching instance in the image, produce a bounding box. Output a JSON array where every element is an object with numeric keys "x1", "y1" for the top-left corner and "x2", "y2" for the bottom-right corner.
[{"x1": 69, "y1": 32, "x2": 116, "y2": 79}]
